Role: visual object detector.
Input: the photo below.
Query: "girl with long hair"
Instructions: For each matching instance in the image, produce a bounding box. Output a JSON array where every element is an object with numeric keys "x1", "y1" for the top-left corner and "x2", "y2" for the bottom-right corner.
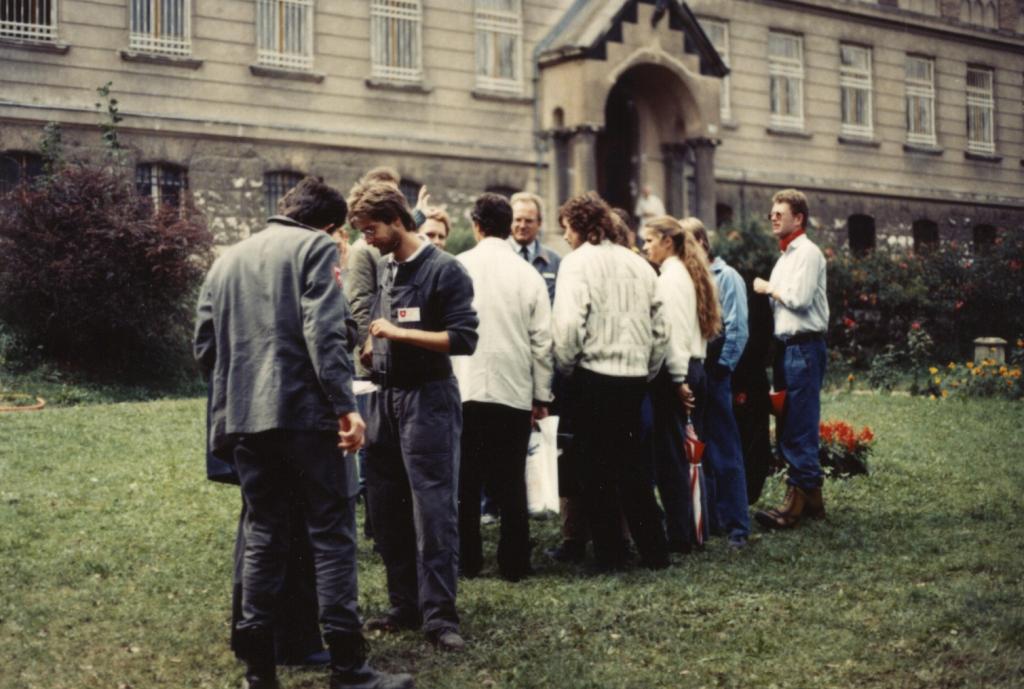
[{"x1": 642, "y1": 215, "x2": 721, "y2": 552}]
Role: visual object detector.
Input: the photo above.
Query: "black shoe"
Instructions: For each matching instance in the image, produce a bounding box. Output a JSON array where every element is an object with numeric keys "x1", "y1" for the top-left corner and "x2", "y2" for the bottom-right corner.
[
  {"x1": 427, "y1": 628, "x2": 466, "y2": 653},
  {"x1": 236, "y1": 628, "x2": 279, "y2": 689},
  {"x1": 326, "y1": 632, "x2": 414, "y2": 689},
  {"x1": 545, "y1": 541, "x2": 585, "y2": 563}
]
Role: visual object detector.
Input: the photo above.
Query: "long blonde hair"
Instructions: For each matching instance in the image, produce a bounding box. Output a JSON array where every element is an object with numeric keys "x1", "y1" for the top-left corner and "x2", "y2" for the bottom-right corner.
[{"x1": 645, "y1": 215, "x2": 721, "y2": 340}]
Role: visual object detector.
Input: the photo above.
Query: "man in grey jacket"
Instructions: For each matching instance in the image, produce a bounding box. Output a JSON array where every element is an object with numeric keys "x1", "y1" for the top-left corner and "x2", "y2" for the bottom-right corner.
[{"x1": 195, "y1": 177, "x2": 413, "y2": 689}]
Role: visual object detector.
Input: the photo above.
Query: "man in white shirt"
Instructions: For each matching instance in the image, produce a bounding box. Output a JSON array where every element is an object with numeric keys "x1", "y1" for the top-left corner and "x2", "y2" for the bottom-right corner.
[
  {"x1": 453, "y1": 193, "x2": 553, "y2": 581},
  {"x1": 752, "y1": 188, "x2": 829, "y2": 529}
]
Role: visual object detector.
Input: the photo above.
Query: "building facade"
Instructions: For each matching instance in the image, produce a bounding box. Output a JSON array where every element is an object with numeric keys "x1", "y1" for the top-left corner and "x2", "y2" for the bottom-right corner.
[{"x1": 1, "y1": 0, "x2": 1022, "y2": 249}]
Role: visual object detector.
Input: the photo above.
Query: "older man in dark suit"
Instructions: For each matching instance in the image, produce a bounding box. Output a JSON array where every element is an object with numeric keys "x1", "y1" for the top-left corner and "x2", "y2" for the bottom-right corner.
[{"x1": 195, "y1": 177, "x2": 413, "y2": 689}]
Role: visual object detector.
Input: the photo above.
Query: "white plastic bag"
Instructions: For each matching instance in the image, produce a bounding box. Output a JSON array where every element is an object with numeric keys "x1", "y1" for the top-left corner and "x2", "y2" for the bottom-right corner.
[{"x1": 525, "y1": 415, "x2": 560, "y2": 515}]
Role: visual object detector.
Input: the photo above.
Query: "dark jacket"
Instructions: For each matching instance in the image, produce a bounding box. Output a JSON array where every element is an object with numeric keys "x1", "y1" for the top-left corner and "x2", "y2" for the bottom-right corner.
[
  {"x1": 370, "y1": 242, "x2": 479, "y2": 387},
  {"x1": 195, "y1": 216, "x2": 358, "y2": 452}
]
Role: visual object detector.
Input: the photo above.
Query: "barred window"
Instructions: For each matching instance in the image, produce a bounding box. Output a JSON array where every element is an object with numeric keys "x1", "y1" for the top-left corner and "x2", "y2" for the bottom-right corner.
[
  {"x1": 768, "y1": 32, "x2": 804, "y2": 130},
  {"x1": 370, "y1": 0, "x2": 422, "y2": 83},
  {"x1": 912, "y1": 219, "x2": 939, "y2": 252},
  {"x1": 264, "y1": 170, "x2": 304, "y2": 218},
  {"x1": 699, "y1": 19, "x2": 730, "y2": 121},
  {"x1": 136, "y1": 163, "x2": 187, "y2": 209},
  {"x1": 905, "y1": 56, "x2": 936, "y2": 146},
  {"x1": 966, "y1": 67, "x2": 995, "y2": 155},
  {"x1": 0, "y1": 0, "x2": 57, "y2": 41},
  {"x1": 130, "y1": 0, "x2": 190, "y2": 56},
  {"x1": 848, "y1": 214, "x2": 876, "y2": 256},
  {"x1": 840, "y1": 44, "x2": 873, "y2": 138},
  {"x1": 256, "y1": 0, "x2": 314, "y2": 71},
  {"x1": 475, "y1": 0, "x2": 522, "y2": 94},
  {"x1": 0, "y1": 151, "x2": 43, "y2": 195}
]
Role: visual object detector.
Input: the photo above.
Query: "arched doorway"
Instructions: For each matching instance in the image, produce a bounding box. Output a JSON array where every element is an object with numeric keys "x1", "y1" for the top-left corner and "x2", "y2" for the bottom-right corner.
[
  {"x1": 595, "y1": 61, "x2": 707, "y2": 222},
  {"x1": 597, "y1": 79, "x2": 640, "y2": 212}
]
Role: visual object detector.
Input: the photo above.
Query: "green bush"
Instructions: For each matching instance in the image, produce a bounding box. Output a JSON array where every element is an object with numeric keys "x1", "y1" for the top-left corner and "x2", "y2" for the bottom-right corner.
[{"x1": 0, "y1": 160, "x2": 214, "y2": 381}]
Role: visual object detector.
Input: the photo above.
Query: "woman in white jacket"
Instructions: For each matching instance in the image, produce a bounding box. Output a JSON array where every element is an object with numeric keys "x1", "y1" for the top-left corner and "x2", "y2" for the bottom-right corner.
[{"x1": 642, "y1": 215, "x2": 721, "y2": 552}]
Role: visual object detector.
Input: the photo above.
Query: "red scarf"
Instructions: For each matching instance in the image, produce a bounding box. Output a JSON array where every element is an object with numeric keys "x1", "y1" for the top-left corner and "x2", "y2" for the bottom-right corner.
[{"x1": 779, "y1": 228, "x2": 805, "y2": 252}]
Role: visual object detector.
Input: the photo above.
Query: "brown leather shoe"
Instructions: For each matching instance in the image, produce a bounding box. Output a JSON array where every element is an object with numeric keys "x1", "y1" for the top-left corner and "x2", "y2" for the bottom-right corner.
[
  {"x1": 755, "y1": 485, "x2": 816, "y2": 529},
  {"x1": 803, "y1": 487, "x2": 826, "y2": 520}
]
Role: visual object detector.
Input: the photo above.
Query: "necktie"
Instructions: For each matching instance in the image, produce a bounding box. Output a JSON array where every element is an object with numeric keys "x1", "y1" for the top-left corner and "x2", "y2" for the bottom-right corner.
[{"x1": 520, "y1": 246, "x2": 530, "y2": 261}]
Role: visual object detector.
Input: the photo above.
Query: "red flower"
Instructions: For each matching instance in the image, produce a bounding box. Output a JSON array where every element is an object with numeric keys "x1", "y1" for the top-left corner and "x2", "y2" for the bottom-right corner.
[
  {"x1": 955, "y1": 300, "x2": 965, "y2": 312},
  {"x1": 843, "y1": 317, "x2": 857, "y2": 329},
  {"x1": 1010, "y1": 259, "x2": 1022, "y2": 271},
  {"x1": 911, "y1": 322, "x2": 921, "y2": 330}
]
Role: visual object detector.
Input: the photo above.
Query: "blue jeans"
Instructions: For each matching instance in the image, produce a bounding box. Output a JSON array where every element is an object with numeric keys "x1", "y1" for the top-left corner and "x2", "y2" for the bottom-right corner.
[
  {"x1": 778, "y1": 339, "x2": 827, "y2": 490},
  {"x1": 704, "y1": 371, "x2": 751, "y2": 540}
]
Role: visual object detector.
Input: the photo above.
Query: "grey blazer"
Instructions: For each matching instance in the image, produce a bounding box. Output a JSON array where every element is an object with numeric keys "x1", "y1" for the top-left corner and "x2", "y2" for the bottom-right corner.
[{"x1": 195, "y1": 216, "x2": 357, "y2": 452}]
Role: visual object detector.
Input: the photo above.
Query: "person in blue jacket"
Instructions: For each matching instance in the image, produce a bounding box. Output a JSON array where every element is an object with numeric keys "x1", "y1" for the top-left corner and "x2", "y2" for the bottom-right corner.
[
  {"x1": 689, "y1": 220, "x2": 752, "y2": 549},
  {"x1": 347, "y1": 180, "x2": 479, "y2": 653}
]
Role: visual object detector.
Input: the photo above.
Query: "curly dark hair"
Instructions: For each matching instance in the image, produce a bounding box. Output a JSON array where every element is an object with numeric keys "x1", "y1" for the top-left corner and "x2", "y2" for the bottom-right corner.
[{"x1": 558, "y1": 192, "x2": 617, "y2": 246}]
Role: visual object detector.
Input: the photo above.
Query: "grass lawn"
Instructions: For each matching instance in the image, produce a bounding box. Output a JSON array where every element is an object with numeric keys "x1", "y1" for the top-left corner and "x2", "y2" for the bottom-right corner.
[{"x1": 1, "y1": 394, "x2": 1022, "y2": 689}]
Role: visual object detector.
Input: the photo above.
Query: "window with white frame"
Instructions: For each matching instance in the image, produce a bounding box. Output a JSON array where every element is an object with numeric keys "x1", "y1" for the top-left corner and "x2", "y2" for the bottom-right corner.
[
  {"x1": 905, "y1": 55, "x2": 936, "y2": 146},
  {"x1": 130, "y1": 0, "x2": 190, "y2": 56},
  {"x1": 768, "y1": 32, "x2": 804, "y2": 130},
  {"x1": 1, "y1": 0, "x2": 57, "y2": 41},
  {"x1": 136, "y1": 163, "x2": 188, "y2": 209},
  {"x1": 370, "y1": 0, "x2": 423, "y2": 83},
  {"x1": 475, "y1": 0, "x2": 522, "y2": 93},
  {"x1": 966, "y1": 67, "x2": 995, "y2": 154},
  {"x1": 264, "y1": 170, "x2": 304, "y2": 218},
  {"x1": 839, "y1": 44, "x2": 873, "y2": 138},
  {"x1": 256, "y1": 0, "x2": 313, "y2": 71},
  {"x1": 700, "y1": 18, "x2": 731, "y2": 121}
]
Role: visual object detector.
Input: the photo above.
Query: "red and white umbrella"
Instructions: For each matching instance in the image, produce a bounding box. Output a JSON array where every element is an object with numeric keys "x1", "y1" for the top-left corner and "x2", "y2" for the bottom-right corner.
[{"x1": 684, "y1": 417, "x2": 708, "y2": 546}]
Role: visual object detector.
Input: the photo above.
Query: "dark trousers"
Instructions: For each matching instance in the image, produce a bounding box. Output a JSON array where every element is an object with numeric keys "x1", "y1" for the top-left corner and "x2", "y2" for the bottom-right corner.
[
  {"x1": 775, "y1": 339, "x2": 827, "y2": 490},
  {"x1": 457, "y1": 401, "x2": 533, "y2": 579},
  {"x1": 652, "y1": 360, "x2": 709, "y2": 549},
  {"x1": 231, "y1": 497, "x2": 323, "y2": 663},
  {"x1": 569, "y1": 368, "x2": 668, "y2": 568},
  {"x1": 704, "y1": 370, "x2": 751, "y2": 539},
  {"x1": 232, "y1": 430, "x2": 360, "y2": 639},
  {"x1": 365, "y1": 377, "x2": 461, "y2": 634}
]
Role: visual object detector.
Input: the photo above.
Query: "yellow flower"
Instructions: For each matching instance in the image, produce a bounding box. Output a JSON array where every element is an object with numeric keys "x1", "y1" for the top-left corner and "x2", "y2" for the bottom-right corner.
[
  {"x1": 1008, "y1": 380, "x2": 1015, "y2": 387},
  {"x1": 947, "y1": 362, "x2": 956, "y2": 370},
  {"x1": 847, "y1": 373, "x2": 855, "y2": 382},
  {"x1": 941, "y1": 389, "x2": 949, "y2": 398},
  {"x1": 967, "y1": 361, "x2": 974, "y2": 369},
  {"x1": 951, "y1": 381, "x2": 959, "y2": 387},
  {"x1": 934, "y1": 376, "x2": 941, "y2": 384},
  {"x1": 1000, "y1": 366, "x2": 1008, "y2": 375},
  {"x1": 929, "y1": 394, "x2": 937, "y2": 400},
  {"x1": 929, "y1": 367, "x2": 938, "y2": 375}
]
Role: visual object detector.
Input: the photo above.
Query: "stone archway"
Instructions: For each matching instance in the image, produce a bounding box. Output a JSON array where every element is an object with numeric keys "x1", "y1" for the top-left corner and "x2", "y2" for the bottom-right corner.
[{"x1": 537, "y1": 1, "x2": 725, "y2": 232}]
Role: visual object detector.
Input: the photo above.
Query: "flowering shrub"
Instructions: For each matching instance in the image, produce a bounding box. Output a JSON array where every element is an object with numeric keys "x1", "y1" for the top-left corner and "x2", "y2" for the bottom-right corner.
[
  {"x1": 819, "y1": 420, "x2": 874, "y2": 478},
  {"x1": 922, "y1": 346, "x2": 1024, "y2": 401},
  {"x1": 715, "y1": 220, "x2": 1024, "y2": 369}
]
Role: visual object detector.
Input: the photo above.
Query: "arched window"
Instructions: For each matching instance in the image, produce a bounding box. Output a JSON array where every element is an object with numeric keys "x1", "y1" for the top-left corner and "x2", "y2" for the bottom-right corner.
[
  {"x1": 0, "y1": 151, "x2": 43, "y2": 195},
  {"x1": 912, "y1": 219, "x2": 939, "y2": 252},
  {"x1": 264, "y1": 170, "x2": 304, "y2": 218},
  {"x1": 715, "y1": 203, "x2": 734, "y2": 229},
  {"x1": 136, "y1": 162, "x2": 188, "y2": 209},
  {"x1": 848, "y1": 214, "x2": 876, "y2": 255},
  {"x1": 972, "y1": 223, "x2": 996, "y2": 251},
  {"x1": 398, "y1": 178, "x2": 420, "y2": 209}
]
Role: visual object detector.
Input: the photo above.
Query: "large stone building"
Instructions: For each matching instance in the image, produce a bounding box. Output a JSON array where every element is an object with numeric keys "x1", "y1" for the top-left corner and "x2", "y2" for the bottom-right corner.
[{"x1": 1, "y1": 0, "x2": 1022, "y2": 249}]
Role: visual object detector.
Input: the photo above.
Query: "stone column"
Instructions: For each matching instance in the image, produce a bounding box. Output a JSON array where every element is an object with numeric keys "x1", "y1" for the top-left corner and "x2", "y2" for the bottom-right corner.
[
  {"x1": 690, "y1": 137, "x2": 718, "y2": 229},
  {"x1": 661, "y1": 142, "x2": 688, "y2": 218},
  {"x1": 569, "y1": 124, "x2": 601, "y2": 196}
]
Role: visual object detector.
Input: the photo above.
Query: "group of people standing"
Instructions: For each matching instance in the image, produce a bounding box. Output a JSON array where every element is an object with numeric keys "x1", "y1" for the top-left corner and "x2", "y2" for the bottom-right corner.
[{"x1": 194, "y1": 170, "x2": 829, "y2": 689}]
